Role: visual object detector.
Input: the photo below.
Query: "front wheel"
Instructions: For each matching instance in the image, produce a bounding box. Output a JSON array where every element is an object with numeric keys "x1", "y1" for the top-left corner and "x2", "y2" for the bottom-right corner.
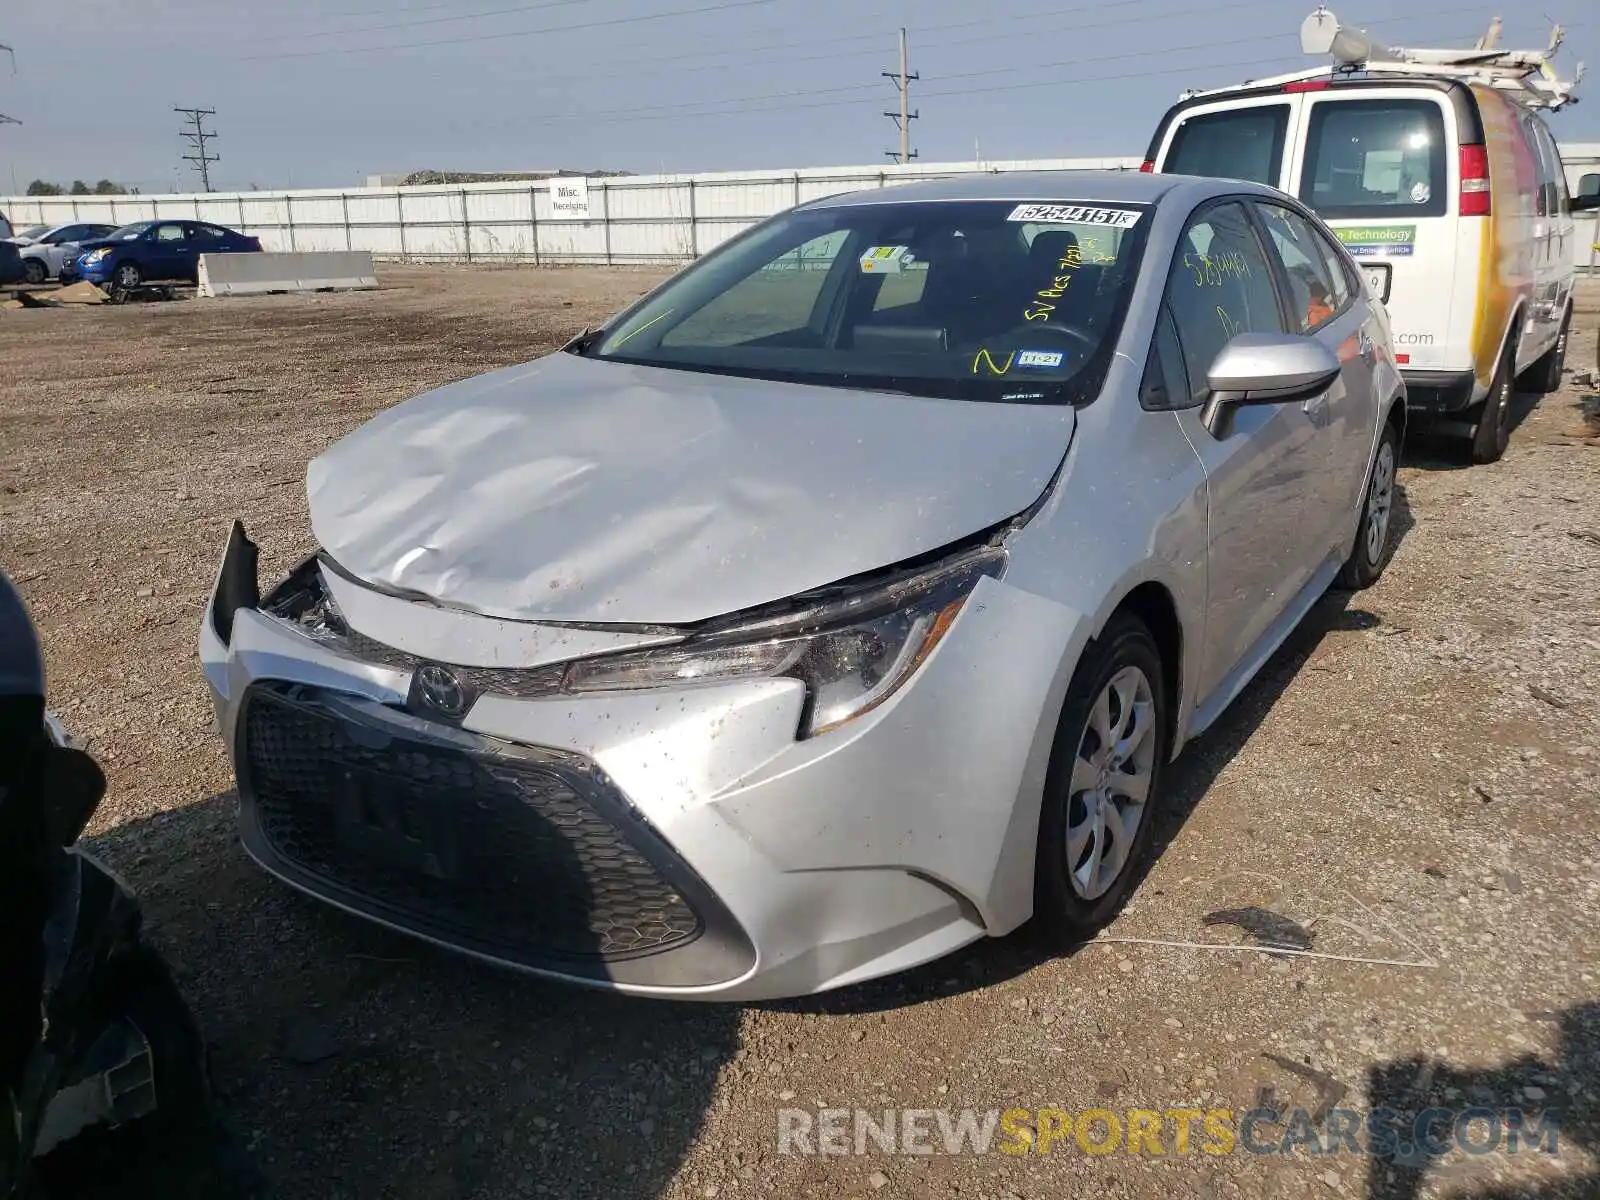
[
  {"x1": 1337, "y1": 418, "x2": 1401, "y2": 590},
  {"x1": 22, "y1": 259, "x2": 47, "y2": 285},
  {"x1": 111, "y1": 261, "x2": 142, "y2": 292},
  {"x1": 1035, "y1": 613, "x2": 1170, "y2": 941}
]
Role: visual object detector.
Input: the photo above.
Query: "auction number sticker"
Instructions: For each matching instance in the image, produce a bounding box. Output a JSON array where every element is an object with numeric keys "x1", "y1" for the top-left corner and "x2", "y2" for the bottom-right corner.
[
  {"x1": 859, "y1": 245, "x2": 913, "y2": 273},
  {"x1": 1006, "y1": 204, "x2": 1142, "y2": 228}
]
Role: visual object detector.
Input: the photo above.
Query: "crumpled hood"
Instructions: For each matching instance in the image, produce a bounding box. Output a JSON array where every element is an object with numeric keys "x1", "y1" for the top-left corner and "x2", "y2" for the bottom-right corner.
[{"x1": 307, "y1": 352, "x2": 1075, "y2": 625}]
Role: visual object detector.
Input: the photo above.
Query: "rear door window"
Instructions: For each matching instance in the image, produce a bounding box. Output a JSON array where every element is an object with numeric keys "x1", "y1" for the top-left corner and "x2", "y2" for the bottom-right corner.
[
  {"x1": 1164, "y1": 104, "x2": 1291, "y2": 187},
  {"x1": 1299, "y1": 98, "x2": 1448, "y2": 219},
  {"x1": 1253, "y1": 202, "x2": 1344, "y2": 332}
]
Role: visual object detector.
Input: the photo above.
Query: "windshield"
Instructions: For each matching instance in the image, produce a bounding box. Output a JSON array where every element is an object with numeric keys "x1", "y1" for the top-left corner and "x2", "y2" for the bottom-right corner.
[
  {"x1": 107, "y1": 222, "x2": 155, "y2": 241},
  {"x1": 589, "y1": 199, "x2": 1150, "y2": 404}
]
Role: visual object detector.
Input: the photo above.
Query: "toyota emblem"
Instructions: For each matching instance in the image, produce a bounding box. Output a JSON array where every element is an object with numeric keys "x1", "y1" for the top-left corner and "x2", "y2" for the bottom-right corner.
[{"x1": 414, "y1": 664, "x2": 471, "y2": 717}]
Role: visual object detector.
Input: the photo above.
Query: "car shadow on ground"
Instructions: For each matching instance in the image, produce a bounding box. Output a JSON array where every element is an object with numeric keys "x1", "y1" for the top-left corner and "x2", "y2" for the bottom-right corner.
[
  {"x1": 1361, "y1": 1001, "x2": 1599, "y2": 1199},
  {"x1": 766, "y1": 482, "x2": 1417, "y2": 1018},
  {"x1": 84, "y1": 789, "x2": 742, "y2": 1200}
]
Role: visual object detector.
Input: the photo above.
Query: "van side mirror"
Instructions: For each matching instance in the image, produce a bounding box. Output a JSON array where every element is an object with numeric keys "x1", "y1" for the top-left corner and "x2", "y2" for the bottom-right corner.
[
  {"x1": 1200, "y1": 332, "x2": 1341, "y2": 437},
  {"x1": 1572, "y1": 173, "x2": 1600, "y2": 212}
]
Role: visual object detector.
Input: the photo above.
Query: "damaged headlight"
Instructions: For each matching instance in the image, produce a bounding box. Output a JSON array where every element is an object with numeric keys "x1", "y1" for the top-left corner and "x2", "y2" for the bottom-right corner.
[{"x1": 566, "y1": 545, "x2": 1005, "y2": 737}]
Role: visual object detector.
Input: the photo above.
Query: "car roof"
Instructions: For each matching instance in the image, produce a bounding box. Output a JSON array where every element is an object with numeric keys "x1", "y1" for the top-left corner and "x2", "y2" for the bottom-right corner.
[{"x1": 801, "y1": 169, "x2": 1279, "y2": 212}]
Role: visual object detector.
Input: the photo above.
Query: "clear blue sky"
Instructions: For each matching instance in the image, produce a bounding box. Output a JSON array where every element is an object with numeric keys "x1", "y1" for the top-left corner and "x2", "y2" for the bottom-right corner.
[{"x1": 2, "y1": 0, "x2": 1596, "y2": 194}]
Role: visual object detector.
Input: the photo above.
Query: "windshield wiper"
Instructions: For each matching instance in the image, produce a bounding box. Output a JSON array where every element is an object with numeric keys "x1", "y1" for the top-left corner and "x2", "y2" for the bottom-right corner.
[{"x1": 563, "y1": 327, "x2": 605, "y2": 356}]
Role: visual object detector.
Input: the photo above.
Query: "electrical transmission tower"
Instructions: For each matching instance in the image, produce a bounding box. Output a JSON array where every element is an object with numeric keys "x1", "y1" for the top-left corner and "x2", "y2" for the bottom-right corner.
[
  {"x1": 175, "y1": 105, "x2": 219, "y2": 192},
  {"x1": 882, "y1": 28, "x2": 918, "y2": 165}
]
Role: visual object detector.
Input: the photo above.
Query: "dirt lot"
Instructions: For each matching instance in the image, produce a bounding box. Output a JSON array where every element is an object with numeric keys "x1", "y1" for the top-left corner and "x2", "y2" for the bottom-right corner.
[{"x1": 3, "y1": 266, "x2": 1599, "y2": 1200}]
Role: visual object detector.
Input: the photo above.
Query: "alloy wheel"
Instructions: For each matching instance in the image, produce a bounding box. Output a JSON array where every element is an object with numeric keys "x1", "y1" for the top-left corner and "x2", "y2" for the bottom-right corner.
[
  {"x1": 1364, "y1": 439, "x2": 1395, "y2": 565},
  {"x1": 1065, "y1": 665, "x2": 1157, "y2": 900}
]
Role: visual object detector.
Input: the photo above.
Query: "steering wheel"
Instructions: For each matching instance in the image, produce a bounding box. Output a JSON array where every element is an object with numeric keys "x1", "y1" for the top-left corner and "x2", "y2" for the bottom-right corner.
[{"x1": 1004, "y1": 322, "x2": 1097, "y2": 352}]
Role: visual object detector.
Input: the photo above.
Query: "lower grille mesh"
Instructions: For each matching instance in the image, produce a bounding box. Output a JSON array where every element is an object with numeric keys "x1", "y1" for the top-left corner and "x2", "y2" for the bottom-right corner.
[{"x1": 242, "y1": 686, "x2": 702, "y2": 960}]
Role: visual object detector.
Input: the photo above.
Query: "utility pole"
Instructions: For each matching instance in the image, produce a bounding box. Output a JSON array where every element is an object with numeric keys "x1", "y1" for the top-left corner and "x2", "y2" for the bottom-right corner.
[
  {"x1": 175, "y1": 105, "x2": 219, "y2": 192},
  {"x1": 1, "y1": 42, "x2": 18, "y2": 130},
  {"x1": 882, "y1": 28, "x2": 918, "y2": 165}
]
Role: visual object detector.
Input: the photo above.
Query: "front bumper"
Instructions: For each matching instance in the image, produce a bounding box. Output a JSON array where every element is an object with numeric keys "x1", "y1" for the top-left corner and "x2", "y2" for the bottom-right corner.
[{"x1": 200, "y1": 525, "x2": 1083, "y2": 1000}]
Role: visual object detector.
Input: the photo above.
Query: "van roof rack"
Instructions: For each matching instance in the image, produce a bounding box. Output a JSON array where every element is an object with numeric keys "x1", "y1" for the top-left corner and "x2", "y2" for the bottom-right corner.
[{"x1": 1179, "y1": 7, "x2": 1583, "y2": 111}]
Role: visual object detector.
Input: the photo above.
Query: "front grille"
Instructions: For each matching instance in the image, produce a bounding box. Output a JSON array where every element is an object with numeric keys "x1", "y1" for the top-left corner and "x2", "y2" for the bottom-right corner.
[
  {"x1": 240, "y1": 685, "x2": 702, "y2": 961},
  {"x1": 337, "y1": 627, "x2": 565, "y2": 699}
]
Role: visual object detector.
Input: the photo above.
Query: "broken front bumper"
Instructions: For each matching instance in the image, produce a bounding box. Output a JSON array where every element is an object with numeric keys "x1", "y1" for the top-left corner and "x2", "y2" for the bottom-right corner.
[{"x1": 200, "y1": 523, "x2": 1083, "y2": 1000}]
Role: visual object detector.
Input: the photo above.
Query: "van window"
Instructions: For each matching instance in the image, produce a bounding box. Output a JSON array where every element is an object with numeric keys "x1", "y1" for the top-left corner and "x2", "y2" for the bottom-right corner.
[
  {"x1": 1526, "y1": 116, "x2": 1566, "y2": 216},
  {"x1": 1299, "y1": 98, "x2": 1448, "y2": 219},
  {"x1": 1164, "y1": 105, "x2": 1289, "y2": 186}
]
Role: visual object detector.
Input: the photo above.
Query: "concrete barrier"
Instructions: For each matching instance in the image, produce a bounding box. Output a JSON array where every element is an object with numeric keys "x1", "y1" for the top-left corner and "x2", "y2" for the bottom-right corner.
[{"x1": 197, "y1": 251, "x2": 378, "y2": 297}]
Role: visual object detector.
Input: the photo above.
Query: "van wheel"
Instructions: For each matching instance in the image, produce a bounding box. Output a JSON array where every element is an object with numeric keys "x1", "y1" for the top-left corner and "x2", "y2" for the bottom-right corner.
[
  {"x1": 1035, "y1": 613, "x2": 1170, "y2": 944},
  {"x1": 1469, "y1": 341, "x2": 1515, "y2": 465},
  {"x1": 1519, "y1": 312, "x2": 1570, "y2": 395}
]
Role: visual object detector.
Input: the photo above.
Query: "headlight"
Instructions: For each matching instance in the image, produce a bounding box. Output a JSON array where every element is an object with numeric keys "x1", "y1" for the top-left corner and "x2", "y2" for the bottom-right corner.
[
  {"x1": 565, "y1": 544, "x2": 1005, "y2": 737},
  {"x1": 83, "y1": 248, "x2": 111, "y2": 263}
]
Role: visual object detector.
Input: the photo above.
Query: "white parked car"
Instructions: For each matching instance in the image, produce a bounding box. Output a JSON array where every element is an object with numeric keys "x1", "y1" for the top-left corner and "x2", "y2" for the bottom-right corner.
[{"x1": 15, "y1": 223, "x2": 118, "y2": 285}]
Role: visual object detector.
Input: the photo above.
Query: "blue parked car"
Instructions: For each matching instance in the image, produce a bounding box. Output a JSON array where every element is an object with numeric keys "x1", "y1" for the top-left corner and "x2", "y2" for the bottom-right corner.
[{"x1": 67, "y1": 219, "x2": 262, "y2": 289}]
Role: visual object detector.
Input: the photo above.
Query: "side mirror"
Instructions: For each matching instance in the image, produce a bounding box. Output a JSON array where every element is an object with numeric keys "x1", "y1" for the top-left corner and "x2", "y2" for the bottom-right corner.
[
  {"x1": 1200, "y1": 332, "x2": 1341, "y2": 437},
  {"x1": 1571, "y1": 173, "x2": 1600, "y2": 212}
]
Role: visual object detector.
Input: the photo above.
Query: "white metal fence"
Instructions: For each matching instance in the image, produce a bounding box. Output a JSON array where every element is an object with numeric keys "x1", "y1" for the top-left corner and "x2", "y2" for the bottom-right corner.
[{"x1": 4, "y1": 148, "x2": 1598, "y2": 270}]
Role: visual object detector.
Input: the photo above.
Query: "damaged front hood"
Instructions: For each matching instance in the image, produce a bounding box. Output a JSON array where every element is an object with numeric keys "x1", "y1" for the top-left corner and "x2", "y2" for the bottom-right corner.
[{"x1": 307, "y1": 353, "x2": 1075, "y2": 625}]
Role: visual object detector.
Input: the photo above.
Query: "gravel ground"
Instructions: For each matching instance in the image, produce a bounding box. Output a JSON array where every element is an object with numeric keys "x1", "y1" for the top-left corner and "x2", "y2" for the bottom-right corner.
[{"x1": 3, "y1": 267, "x2": 1599, "y2": 1200}]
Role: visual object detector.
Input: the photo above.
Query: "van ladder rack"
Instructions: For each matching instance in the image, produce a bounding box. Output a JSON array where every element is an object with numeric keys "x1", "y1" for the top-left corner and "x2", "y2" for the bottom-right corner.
[{"x1": 1179, "y1": 7, "x2": 1583, "y2": 111}]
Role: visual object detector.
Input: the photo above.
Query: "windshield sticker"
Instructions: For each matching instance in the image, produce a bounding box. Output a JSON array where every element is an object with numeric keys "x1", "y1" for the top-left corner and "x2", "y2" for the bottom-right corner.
[
  {"x1": 972, "y1": 348, "x2": 1016, "y2": 376},
  {"x1": 1007, "y1": 204, "x2": 1141, "y2": 228},
  {"x1": 1016, "y1": 350, "x2": 1065, "y2": 369},
  {"x1": 859, "y1": 245, "x2": 913, "y2": 273}
]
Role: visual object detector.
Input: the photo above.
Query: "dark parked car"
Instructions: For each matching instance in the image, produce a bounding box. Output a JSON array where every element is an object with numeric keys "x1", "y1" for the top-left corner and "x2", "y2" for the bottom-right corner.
[
  {"x1": 66, "y1": 220, "x2": 262, "y2": 290},
  {"x1": 0, "y1": 239, "x2": 22, "y2": 287}
]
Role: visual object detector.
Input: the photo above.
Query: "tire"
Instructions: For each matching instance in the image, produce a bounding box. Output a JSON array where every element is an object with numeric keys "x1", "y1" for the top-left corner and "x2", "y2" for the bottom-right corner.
[
  {"x1": 1035, "y1": 612, "x2": 1170, "y2": 942},
  {"x1": 1469, "y1": 337, "x2": 1515, "y2": 465},
  {"x1": 1337, "y1": 417, "x2": 1401, "y2": 590},
  {"x1": 30, "y1": 949, "x2": 259, "y2": 1200},
  {"x1": 22, "y1": 258, "x2": 47, "y2": 286},
  {"x1": 111, "y1": 261, "x2": 142, "y2": 292},
  {"x1": 1519, "y1": 311, "x2": 1570, "y2": 396}
]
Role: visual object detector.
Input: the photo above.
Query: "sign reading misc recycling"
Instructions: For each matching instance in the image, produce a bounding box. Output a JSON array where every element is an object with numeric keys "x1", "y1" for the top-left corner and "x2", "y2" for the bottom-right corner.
[{"x1": 548, "y1": 178, "x2": 592, "y2": 220}]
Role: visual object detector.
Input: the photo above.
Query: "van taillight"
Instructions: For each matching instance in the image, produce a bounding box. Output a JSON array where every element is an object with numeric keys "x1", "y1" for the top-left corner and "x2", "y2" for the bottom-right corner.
[
  {"x1": 1139, "y1": 160, "x2": 1154, "y2": 173},
  {"x1": 1459, "y1": 144, "x2": 1491, "y2": 216}
]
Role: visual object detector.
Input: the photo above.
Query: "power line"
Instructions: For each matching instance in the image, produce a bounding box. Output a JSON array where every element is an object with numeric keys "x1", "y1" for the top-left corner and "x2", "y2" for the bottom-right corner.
[
  {"x1": 469, "y1": 10, "x2": 1533, "y2": 129},
  {"x1": 175, "y1": 106, "x2": 219, "y2": 192},
  {"x1": 246, "y1": 0, "x2": 602, "y2": 44},
  {"x1": 883, "y1": 27, "x2": 919, "y2": 164},
  {"x1": 235, "y1": 0, "x2": 784, "y2": 61}
]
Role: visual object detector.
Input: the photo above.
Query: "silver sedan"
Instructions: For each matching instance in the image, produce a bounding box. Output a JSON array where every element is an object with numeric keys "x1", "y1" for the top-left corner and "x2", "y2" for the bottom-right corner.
[{"x1": 199, "y1": 171, "x2": 1404, "y2": 1000}]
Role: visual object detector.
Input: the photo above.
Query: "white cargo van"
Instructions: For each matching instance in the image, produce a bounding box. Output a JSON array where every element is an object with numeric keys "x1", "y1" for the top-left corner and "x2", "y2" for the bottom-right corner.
[{"x1": 1145, "y1": 9, "x2": 1600, "y2": 462}]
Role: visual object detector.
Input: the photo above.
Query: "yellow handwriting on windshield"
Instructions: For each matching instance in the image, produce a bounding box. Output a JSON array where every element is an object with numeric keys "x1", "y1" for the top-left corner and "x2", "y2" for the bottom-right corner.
[
  {"x1": 1216, "y1": 306, "x2": 1244, "y2": 339},
  {"x1": 973, "y1": 348, "x2": 1016, "y2": 375},
  {"x1": 1023, "y1": 241, "x2": 1083, "y2": 322}
]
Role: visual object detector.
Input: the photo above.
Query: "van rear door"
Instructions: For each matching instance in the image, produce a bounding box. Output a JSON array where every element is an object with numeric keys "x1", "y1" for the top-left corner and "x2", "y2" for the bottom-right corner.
[
  {"x1": 1285, "y1": 89, "x2": 1465, "y2": 373},
  {"x1": 1151, "y1": 94, "x2": 1305, "y2": 190}
]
